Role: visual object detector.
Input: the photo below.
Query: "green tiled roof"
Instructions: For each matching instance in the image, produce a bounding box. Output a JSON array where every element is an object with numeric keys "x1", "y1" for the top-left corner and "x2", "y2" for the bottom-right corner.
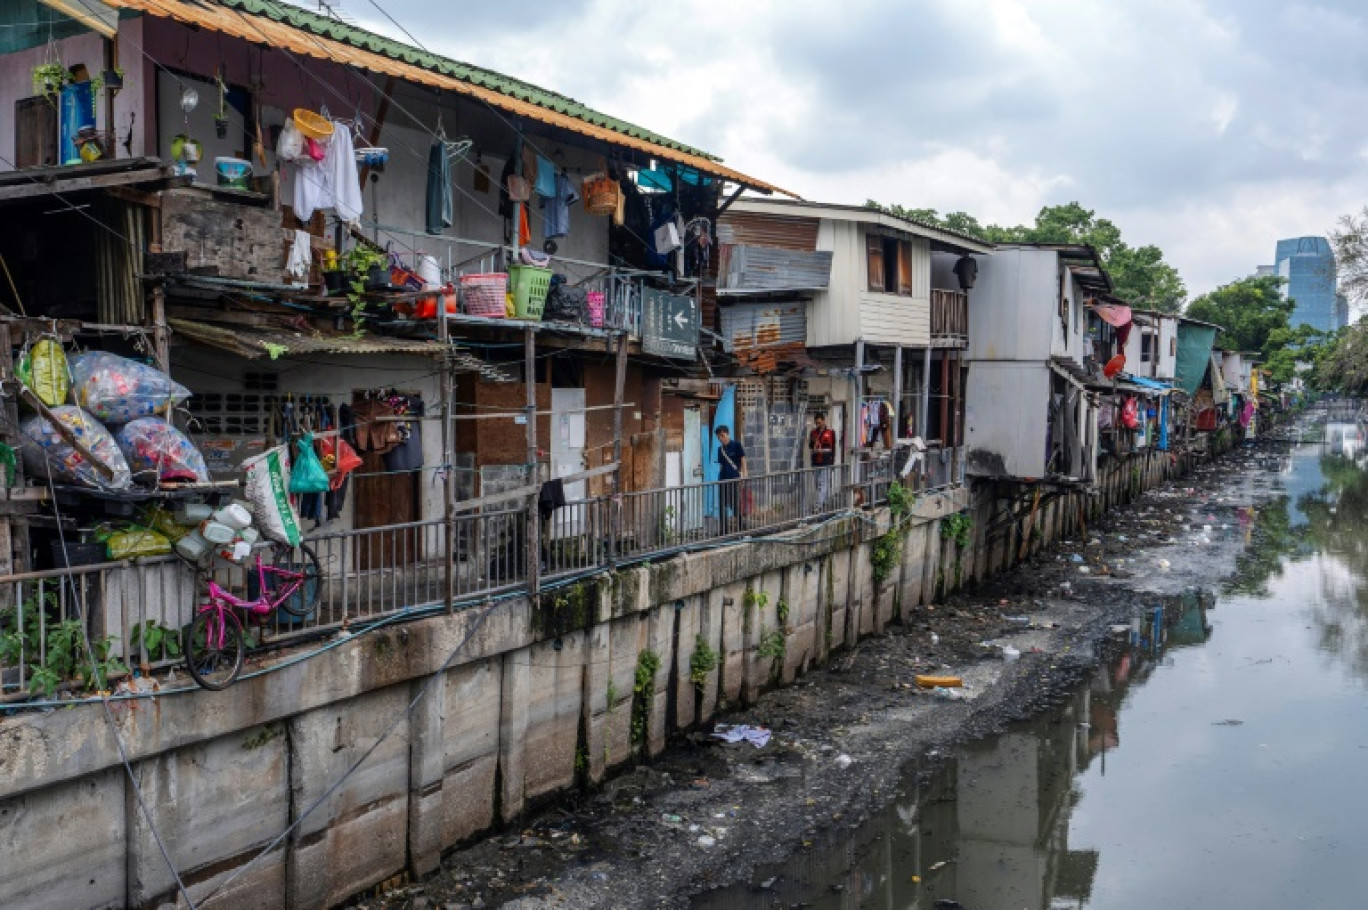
[{"x1": 219, "y1": 0, "x2": 719, "y2": 160}]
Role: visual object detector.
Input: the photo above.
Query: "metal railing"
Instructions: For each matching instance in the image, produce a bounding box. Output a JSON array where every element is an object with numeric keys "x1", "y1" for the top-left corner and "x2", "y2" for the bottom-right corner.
[
  {"x1": 930, "y1": 288, "x2": 968, "y2": 345},
  {"x1": 1, "y1": 457, "x2": 955, "y2": 700}
]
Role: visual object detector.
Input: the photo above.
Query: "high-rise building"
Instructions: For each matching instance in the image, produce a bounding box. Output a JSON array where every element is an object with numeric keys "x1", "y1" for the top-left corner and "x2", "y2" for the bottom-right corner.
[{"x1": 1274, "y1": 236, "x2": 1342, "y2": 332}]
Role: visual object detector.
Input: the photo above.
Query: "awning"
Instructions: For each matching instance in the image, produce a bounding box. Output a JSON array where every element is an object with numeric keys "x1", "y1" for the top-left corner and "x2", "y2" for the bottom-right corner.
[
  {"x1": 102, "y1": 0, "x2": 795, "y2": 197},
  {"x1": 1125, "y1": 375, "x2": 1173, "y2": 393},
  {"x1": 169, "y1": 317, "x2": 510, "y2": 378},
  {"x1": 1049, "y1": 356, "x2": 1090, "y2": 390}
]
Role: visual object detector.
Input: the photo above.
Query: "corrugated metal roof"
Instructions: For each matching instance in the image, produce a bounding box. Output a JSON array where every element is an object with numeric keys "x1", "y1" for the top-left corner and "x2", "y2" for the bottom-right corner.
[
  {"x1": 171, "y1": 317, "x2": 453, "y2": 359},
  {"x1": 717, "y1": 245, "x2": 832, "y2": 296},
  {"x1": 106, "y1": 0, "x2": 794, "y2": 197}
]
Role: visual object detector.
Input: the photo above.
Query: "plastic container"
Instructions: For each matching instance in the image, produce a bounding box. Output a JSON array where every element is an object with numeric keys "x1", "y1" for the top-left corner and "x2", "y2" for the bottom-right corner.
[
  {"x1": 199, "y1": 520, "x2": 236, "y2": 545},
  {"x1": 176, "y1": 530, "x2": 211, "y2": 562},
  {"x1": 175, "y1": 503, "x2": 213, "y2": 526},
  {"x1": 586, "y1": 290, "x2": 606, "y2": 328},
  {"x1": 238, "y1": 527, "x2": 260, "y2": 546},
  {"x1": 292, "y1": 108, "x2": 334, "y2": 140},
  {"x1": 508, "y1": 264, "x2": 551, "y2": 320},
  {"x1": 417, "y1": 254, "x2": 441, "y2": 289},
  {"x1": 460, "y1": 273, "x2": 508, "y2": 318},
  {"x1": 215, "y1": 157, "x2": 251, "y2": 189},
  {"x1": 213, "y1": 503, "x2": 252, "y2": 531}
]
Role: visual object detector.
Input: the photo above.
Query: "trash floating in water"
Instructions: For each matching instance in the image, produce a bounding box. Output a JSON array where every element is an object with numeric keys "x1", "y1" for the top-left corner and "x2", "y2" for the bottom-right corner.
[
  {"x1": 1002, "y1": 645, "x2": 1020, "y2": 661},
  {"x1": 712, "y1": 724, "x2": 771, "y2": 748},
  {"x1": 916, "y1": 675, "x2": 963, "y2": 689},
  {"x1": 834, "y1": 753, "x2": 853, "y2": 769}
]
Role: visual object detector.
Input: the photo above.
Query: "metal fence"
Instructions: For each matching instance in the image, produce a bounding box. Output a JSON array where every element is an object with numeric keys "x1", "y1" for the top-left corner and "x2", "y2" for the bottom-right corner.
[{"x1": 1, "y1": 455, "x2": 953, "y2": 700}]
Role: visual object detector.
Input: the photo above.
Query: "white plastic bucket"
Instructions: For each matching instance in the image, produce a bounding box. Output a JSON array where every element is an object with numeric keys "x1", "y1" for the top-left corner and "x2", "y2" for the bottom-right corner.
[{"x1": 417, "y1": 254, "x2": 441, "y2": 290}]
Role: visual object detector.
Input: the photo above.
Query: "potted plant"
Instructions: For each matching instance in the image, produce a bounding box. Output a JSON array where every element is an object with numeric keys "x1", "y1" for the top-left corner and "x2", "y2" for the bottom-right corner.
[
  {"x1": 344, "y1": 246, "x2": 389, "y2": 290},
  {"x1": 31, "y1": 62, "x2": 68, "y2": 101}
]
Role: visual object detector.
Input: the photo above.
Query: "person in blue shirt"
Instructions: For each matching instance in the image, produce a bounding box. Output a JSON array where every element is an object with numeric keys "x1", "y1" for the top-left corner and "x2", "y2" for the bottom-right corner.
[{"x1": 715, "y1": 425, "x2": 746, "y2": 531}]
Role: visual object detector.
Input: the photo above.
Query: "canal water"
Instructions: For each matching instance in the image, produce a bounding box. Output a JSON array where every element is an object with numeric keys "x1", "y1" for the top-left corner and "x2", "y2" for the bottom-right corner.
[{"x1": 695, "y1": 423, "x2": 1368, "y2": 909}]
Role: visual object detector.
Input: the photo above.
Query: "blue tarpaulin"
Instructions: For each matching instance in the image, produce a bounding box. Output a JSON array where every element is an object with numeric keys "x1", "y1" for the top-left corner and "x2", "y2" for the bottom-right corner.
[{"x1": 703, "y1": 386, "x2": 735, "y2": 518}]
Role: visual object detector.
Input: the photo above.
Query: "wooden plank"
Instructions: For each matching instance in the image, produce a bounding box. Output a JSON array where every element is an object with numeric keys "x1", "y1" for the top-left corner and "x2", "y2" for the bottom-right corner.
[{"x1": 0, "y1": 164, "x2": 174, "y2": 202}]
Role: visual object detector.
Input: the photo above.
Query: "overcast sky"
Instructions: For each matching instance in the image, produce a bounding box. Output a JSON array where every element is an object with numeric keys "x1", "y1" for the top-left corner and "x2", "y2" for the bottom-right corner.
[{"x1": 320, "y1": 0, "x2": 1368, "y2": 302}]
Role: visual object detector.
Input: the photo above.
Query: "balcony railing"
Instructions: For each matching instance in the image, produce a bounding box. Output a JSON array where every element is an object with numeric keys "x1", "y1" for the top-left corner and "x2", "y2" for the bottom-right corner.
[
  {"x1": 0, "y1": 456, "x2": 957, "y2": 703},
  {"x1": 930, "y1": 289, "x2": 969, "y2": 347}
]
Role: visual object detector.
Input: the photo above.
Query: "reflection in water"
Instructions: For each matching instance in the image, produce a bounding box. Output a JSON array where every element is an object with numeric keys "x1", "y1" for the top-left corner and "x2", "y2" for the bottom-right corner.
[
  {"x1": 694, "y1": 417, "x2": 1368, "y2": 910},
  {"x1": 1297, "y1": 441, "x2": 1368, "y2": 681},
  {"x1": 693, "y1": 595, "x2": 1213, "y2": 910}
]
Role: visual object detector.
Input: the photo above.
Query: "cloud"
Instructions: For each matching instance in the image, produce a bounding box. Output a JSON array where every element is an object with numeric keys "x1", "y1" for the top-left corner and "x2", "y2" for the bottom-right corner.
[{"x1": 303, "y1": 0, "x2": 1368, "y2": 297}]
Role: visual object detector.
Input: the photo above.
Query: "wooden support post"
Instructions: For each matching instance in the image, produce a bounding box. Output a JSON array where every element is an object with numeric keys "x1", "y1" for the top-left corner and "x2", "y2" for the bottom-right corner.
[
  {"x1": 892, "y1": 344, "x2": 903, "y2": 440},
  {"x1": 939, "y1": 351, "x2": 950, "y2": 444},
  {"x1": 438, "y1": 302, "x2": 455, "y2": 612},
  {"x1": 849, "y1": 339, "x2": 864, "y2": 458},
  {"x1": 1019, "y1": 488, "x2": 1041, "y2": 561},
  {"x1": 146, "y1": 197, "x2": 169, "y2": 372},
  {"x1": 524, "y1": 324, "x2": 539, "y2": 598},
  {"x1": 919, "y1": 346, "x2": 932, "y2": 440},
  {"x1": 610, "y1": 333, "x2": 628, "y2": 564}
]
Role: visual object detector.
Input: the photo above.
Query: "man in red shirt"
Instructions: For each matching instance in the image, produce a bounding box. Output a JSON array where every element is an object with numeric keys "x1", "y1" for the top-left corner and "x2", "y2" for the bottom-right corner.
[{"x1": 809, "y1": 412, "x2": 837, "y2": 510}]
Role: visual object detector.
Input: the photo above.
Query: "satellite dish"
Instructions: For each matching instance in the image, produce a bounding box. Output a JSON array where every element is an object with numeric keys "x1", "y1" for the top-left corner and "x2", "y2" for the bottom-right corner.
[{"x1": 1103, "y1": 354, "x2": 1126, "y2": 379}]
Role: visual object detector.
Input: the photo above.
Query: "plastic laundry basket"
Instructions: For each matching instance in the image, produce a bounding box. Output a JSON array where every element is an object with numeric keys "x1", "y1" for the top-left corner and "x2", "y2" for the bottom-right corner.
[
  {"x1": 460, "y1": 273, "x2": 508, "y2": 318},
  {"x1": 508, "y1": 265, "x2": 552, "y2": 320}
]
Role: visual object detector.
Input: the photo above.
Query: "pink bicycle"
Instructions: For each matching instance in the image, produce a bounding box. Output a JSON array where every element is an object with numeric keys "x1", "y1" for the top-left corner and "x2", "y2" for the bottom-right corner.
[{"x1": 182, "y1": 543, "x2": 321, "y2": 690}]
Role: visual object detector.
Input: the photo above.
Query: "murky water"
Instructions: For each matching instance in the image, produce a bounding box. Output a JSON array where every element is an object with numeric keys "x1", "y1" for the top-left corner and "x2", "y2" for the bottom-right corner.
[{"x1": 695, "y1": 421, "x2": 1368, "y2": 909}]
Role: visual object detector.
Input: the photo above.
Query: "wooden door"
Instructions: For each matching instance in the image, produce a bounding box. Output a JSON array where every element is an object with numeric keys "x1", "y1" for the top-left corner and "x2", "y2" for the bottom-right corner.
[
  {"x1": 15, "y1": 97, "x2": 57, "y2": 169},
  {"x1": 351, "y1": 394, "x2": 422, "y2": 571}
]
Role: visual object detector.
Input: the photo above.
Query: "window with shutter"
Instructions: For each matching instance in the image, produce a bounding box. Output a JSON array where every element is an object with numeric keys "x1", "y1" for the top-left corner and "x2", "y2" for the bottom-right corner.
[
  {"x1": 866, "y1": 234, "x2": 883, "y2": 291},
  {"x1": 897, "y1": 240, "x2": 913, "y2": 296}
]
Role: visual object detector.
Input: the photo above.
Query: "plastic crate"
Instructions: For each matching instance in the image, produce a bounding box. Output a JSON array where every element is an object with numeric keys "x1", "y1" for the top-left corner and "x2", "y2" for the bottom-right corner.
[
  {"x1": 508, "y1": 264, "x2": 552, "y2": 320},
  {"x1": 460, "y1": 272, "x2": 508, "y2": 318}
]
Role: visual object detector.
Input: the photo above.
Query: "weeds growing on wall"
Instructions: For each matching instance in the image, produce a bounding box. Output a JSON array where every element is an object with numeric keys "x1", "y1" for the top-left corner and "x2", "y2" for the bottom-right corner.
[
  {"x1": 630, "y1": 649, "x2": 661, "y2": 755},
  {"x1": 689, "y1": 634, "x2": 718, "y2": 690},
  {"x1": 941, "y1": 512, "x2": 974, "y2": 548},
  {"x1": 871, "y1": 481, "x2": 915, "y2": 586}
]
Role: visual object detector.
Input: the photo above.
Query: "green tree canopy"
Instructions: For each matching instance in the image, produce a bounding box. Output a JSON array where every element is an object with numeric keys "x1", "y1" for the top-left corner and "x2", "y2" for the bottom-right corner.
[
  {"x1": 866, "y1": 200, "x2": 1187, "y2": 312},
  {"x1": 1312, "y1": 319, "x2": 1368, "y2": 395},
  {"x1": 1184, "y1": 275, "x2": 1293, "y2": 352}
]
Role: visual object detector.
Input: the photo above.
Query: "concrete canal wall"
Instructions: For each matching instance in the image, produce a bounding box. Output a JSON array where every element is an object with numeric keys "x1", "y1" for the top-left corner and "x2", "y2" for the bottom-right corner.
[{"x1": 0, "y1": 447, "x2": 1217, "y2": 910}]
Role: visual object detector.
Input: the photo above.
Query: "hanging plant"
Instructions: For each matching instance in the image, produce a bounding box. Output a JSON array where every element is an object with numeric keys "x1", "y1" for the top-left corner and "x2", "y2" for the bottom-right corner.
[
  {"x1": 214, "y1": 73, "x2": 228, "y2": 138},
  {"x1": 31, "y1": 62, "x2": 69, "y2": 100}
]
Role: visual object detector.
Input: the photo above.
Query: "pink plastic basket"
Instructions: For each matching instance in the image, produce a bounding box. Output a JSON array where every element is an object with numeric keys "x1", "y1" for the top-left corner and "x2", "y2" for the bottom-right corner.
[
  {"x1": 587, "y1": 290, "x2": 606, "y2": 328},
  {"x1": 460, "y1": 272, "x2": 508, "y2": 318}
]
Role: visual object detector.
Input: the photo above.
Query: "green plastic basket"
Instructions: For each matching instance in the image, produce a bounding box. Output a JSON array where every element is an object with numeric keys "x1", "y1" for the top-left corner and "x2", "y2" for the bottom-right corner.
[{"x1": 508, "y1": 264, "x2": 552, "y2": 320}]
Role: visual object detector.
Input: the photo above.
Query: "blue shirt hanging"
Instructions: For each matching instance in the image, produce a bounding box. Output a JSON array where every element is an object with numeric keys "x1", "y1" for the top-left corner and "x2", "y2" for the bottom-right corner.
[
  {"x1": 535, "y1": 155, "x2": 557, "y2": 198},
  {"x1": 543, "y1": 173, "x2": 579, "y2": 241}
]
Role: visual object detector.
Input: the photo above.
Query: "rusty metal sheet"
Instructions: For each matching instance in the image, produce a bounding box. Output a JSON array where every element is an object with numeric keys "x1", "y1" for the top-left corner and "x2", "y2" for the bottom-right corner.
[{"x1": 717, "y1": 212, "x2": 819, "y2": 250}]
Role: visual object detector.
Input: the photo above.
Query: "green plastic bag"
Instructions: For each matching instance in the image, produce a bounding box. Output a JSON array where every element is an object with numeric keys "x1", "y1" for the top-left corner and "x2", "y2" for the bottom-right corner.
[
  {"x1": 288, "y1": 432, "x2": 329, "y2": 494},
  {"x1": 103, "y1": 527, "x2": 172, "y2": 560}
]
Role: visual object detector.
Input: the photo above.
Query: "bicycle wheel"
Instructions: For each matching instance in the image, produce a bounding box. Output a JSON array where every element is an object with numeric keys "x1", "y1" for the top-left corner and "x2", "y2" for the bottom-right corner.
[
  {"x1": 183, "y1": 610, "x2": 245, "y2": 690},
  {"x1": 263, "y1": 542, "x2": 322, "y2": 619}
]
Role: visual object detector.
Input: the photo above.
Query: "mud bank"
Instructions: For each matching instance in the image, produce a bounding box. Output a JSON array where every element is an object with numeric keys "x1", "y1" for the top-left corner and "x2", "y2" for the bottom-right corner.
[{"x1": 357, "y1": 439, "x2": 1291, "y2": 910}]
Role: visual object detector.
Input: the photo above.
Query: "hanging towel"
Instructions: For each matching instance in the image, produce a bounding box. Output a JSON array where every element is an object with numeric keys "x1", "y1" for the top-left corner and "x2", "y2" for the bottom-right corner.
[
  {"x1": 326, "y1": 124, "x2": 363, "y2": 225},
  {"x1": 292, "y1": 159, "x2": 327, "y2": 222},
  {"x1": 286, "y1": 230, "x2": 313, "y2": 281},
  {"x1": 426, "y1": 139, "x2": 453, "y2": 235},
  {"x1": 535, "y1": 155, "x2": 557, "y2": 198},
  {"x1": 518, "y1": 204, "x2": 531, "y2": 247}
]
